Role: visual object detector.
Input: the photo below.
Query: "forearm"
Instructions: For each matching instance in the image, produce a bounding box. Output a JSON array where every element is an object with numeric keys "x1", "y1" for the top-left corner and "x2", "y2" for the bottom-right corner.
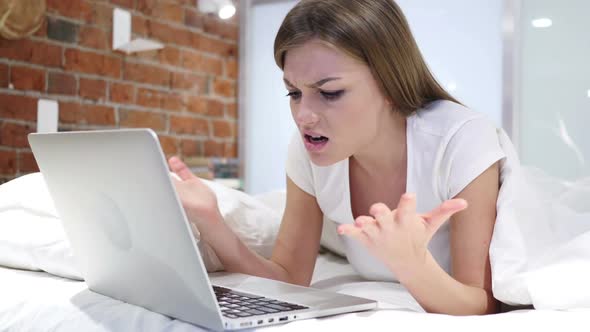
[
  {"x1": 199, "y1": 216, "x2": 293, "y2": 283},
  {"x1": 395, "y1": 251, "x2": 498, "y2": 315}
]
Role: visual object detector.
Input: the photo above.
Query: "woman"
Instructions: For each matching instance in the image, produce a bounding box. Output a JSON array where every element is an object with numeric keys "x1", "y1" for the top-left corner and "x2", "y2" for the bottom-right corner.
[{"x1": 169, "y1": 0, "x2": 504, "y2": 315}]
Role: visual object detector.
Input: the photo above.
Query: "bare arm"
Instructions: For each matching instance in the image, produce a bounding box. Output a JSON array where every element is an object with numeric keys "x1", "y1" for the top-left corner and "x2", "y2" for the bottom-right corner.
[
  {"x1": 201, "y1": 177, "x2": 324, "y2": 286},
  {"x1": 396, "y1": 162, "x2": 500, "y2": 315},
  {"x1": 338, "y1": 162, "x2": 500, "y2": 315}
]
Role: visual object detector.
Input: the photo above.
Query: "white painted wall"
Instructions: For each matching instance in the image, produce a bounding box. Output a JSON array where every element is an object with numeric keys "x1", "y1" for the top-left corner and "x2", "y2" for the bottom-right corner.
[
  {"x1": 242, "y1": 0, "x2": 298, "y2": 194},
  {"x1": 242, "y1": 0, "x2": 504, "y2": 194},
  {"x1": 396, "y1": 0, "x2": 503, "y2": 126}
]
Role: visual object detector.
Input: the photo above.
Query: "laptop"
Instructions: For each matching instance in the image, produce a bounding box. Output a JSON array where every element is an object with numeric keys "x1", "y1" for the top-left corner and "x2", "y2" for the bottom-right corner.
[{"x1": 28, "y1": 129, "x2": 377, "y2": 331}]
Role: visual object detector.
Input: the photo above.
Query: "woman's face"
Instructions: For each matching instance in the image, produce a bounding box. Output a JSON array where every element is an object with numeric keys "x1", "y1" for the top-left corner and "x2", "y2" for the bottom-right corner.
[{"x1": 283, "y1": 39, "x2": 391, "y2": 166}]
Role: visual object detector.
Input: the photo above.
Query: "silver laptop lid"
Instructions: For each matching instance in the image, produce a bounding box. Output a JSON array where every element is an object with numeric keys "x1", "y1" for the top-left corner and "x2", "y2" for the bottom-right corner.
[{"x1": 29, "y1": 129, "x2": 224, "y2": 331}]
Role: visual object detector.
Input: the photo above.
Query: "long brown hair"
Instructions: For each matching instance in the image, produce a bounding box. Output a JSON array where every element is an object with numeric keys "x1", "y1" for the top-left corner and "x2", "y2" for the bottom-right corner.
[{"x1": 274, "y1": 0, "x2": 461, "y2": 115}]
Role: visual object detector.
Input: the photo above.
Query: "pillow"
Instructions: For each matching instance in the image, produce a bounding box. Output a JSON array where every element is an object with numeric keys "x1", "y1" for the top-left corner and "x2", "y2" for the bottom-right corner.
[{"x1": 0, "y1": 172, "x2": 282, "y2": 279}]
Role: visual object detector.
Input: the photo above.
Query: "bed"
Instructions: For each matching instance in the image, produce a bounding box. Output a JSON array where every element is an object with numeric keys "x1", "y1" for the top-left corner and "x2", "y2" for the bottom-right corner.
[
  {"x1": 1, "y1": 253, "x2": 589, "y2": 332},
  {"x1": 1, "y1": 173, "x2": 590, "y2": 331}
]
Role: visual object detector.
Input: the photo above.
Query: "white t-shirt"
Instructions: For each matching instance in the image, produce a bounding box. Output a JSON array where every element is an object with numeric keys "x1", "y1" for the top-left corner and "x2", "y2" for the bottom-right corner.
[{"x1": 286, "y1": 100, "x2": 506, "y2": 281}]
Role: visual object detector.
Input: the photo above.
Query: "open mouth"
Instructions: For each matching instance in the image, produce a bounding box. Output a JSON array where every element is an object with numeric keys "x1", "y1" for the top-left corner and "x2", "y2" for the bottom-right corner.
[{"x1": 304, "y1": 134, "x2": 329, "y2": 144}]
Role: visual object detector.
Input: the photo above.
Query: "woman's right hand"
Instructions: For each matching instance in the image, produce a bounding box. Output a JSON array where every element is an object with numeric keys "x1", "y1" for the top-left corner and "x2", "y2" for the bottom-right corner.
[{"x1": 168, "y1": 156, "x2": 222, "y2": 235}]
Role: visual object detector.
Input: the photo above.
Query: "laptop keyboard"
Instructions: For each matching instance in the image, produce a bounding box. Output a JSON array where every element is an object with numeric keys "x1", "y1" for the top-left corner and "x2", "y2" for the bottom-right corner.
[{"x1": 213, "y1": 285, "x2": 309, "y2": 319}]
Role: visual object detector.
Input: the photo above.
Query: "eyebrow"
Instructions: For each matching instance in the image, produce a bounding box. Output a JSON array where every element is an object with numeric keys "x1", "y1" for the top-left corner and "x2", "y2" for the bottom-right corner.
[{"x1": 283, "y1": 77, "x2": 342, "y2": 89}]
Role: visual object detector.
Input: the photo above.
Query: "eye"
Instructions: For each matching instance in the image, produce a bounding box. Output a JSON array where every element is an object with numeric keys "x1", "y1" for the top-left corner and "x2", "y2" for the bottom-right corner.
[
  {"x1": 286, "y1": 91, "x2": 302, "y2": 101},
  {"x1": 320, "y1": 90, "x2": 345, "y2": 101}
]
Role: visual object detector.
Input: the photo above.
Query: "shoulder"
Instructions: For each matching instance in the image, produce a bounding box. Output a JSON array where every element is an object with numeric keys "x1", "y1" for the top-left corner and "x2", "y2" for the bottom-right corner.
[{"x1": 409, "y1": 100, "x2": 496, "y2": 139}]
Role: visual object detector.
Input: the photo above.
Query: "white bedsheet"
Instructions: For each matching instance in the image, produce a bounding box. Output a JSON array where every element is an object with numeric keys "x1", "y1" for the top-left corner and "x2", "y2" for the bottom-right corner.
[{"x1": 1, "y1": 254, "x2": 589, "y2": 332}]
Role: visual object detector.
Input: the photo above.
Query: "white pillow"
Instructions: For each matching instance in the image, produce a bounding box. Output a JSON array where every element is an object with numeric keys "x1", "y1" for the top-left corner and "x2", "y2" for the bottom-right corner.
[{"x1": 0, "y1": 173, "x2": 282, "y2": 279}]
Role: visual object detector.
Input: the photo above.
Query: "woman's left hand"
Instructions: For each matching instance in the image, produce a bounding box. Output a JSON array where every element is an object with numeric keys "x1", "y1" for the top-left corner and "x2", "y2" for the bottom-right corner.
[{"x1": 338, "y1": 193, "x2": 468, "y2": 276}]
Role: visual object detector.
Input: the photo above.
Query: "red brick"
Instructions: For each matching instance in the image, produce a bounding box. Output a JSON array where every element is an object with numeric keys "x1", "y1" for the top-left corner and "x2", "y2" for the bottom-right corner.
[
  {"x1": 136, "y1": 87, "x2": 163, "y2": 108},
  {"x1": 186, "y1": 96, "x2": 207, "y2": 115},
  {"x1": 19, "y1": 151, "x2": 39, "y2": 173},
  {"x1": 59, "y1": 102, "x2": 115, "y2": 126},
  {"x1": 0, "y1": 94, "x2": 37, "y2": 121},
  {"x1": 124, "y1": 62, "x2": 170, "y2": 87},
  {"x1": 199, "y1": 34, "x2": 236, "y2": 57},
  {"x1": 225, "y1": 142, "x2": 237, "y2": 158},
  {"x1": 171, "y1": 0, "x2": 194, "y2": 4},
  {"x1": 162, "y1": 93, "x2": 184, "y2": 112},
  {"x1": 10, "y1": 66, "x2": 45, "y2": 92},
  {"x1": 203, "y1": 140, "x2": 230, "y2": 157},
  {"x1": 208, "y1": 99, "x2": 224, "y2": 117},
  {"x1": 47, "y1": 72, "x2": 76, "y2": 95},
  {"x1": 171, "y1": 72, "x2": 207, "y2": 92},
  {"x1": 158, "y1": 135, "x2": 178, "y2": 156},
  {"x1": 201, "y1": 55, "x2": 223, "y2": 76},
  {"x1": 181, "y1": 139, "x2": 202, "y2": 156},
  {"x1": 159, "y1": 47, "x2": 181, "y2": 66},
  {"x1": 0, "y1": 122, "x2": 35, "y2": 148},
  {"x1": 212, "y1": 119, "x2": 233, "y2": 138},
  {"x1": 186, "y1": 97, "x2": 225, "y2": 117},
  {"x1": 119, "y1": 109, "x2": 166, "y2": 131},
  {"x1": 224, "y1": 58, "x2": 237, "y2": 79},
  {"x1": 203, "y1": 16, "x2": 239, "y2": 40},
  {"x1": 0, "y1": 150, "x2": 17, "y2": 175},
  {"x1": 184, "y1": 9, "x2": 204, "y2": 29},
  {"x1": 109, "y1": 82, "x2": 135, "y2": 104},
  {"x1": 136, "y1": 0, "x2": 156, "y2": 13},
  {"x1": 132, "y1": 49, "x2": 158, "y2": 62},
  {"x1": 132, "y1": 15, "x2": 148, "y2": 36},
  {"x1": 181, "y1": 51, "x2": 222, "y2": 75},
  {"x1": 79, "y1": 78, "x2": 107, "y2": 101},
  {"x1": 65, "y1": 49, "x2": 121, "y2": 78},
  {"x1": 213, "y1": 78, "x2": 235, "y2": 98},
  {"x1": 85, "y1": 104, "x2": 115, "y2": 126},
  {"x1": 137, "y1": 0, "x2": 183, "y2": 23},
  {"x1": 0, "y1": 64, "x2": 9, "y2": 88},
  {"x1": 170, "y1": 115, "x2": 209, "y2": 136},
  {"x1": 147, "y1": 20, "x2": 191, "y2": 47},
  {"x1": 221, "y1": 24, "x2": 239, "y2": 41},
  {"x1": 111, "y1": 0, "x2": 133, "y2": 9},
  {"x1": 181, "y1": 50, "x2": 202, "y2": 71},
  {"x1": 79, "y1": 26, "x2": 109, "y2": 50},
  {"x1": 89, "y1": 2, "x2": 113, "y2": 28},
  {"x1": 46, "y1": 0, "x2": 93, "y2": 22},
  {"x1": 225, "y1": 102, "x2": 237, "y2": 119},
  {"x1": 0, "y1": 38, "x2": 62, "y2": 68},
  {"x1": 137, "y1": 89, "x2": 185, "y2": 112},
  {"x1": 57, "y1": 102, "x2": 80, "y2": 124},
  {"x1": 154, "y1": 3, "x2": 184, "y2": 23}
]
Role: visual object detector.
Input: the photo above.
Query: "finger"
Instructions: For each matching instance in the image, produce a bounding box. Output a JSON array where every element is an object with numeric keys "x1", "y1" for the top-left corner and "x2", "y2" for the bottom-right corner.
[
  {"x1": 396, "y1": 193, "x2": 417, "y2": 223},
  {"x1": 168, "y1": 156, "x2": 196, "y2": 181},
  {"x1": 337, "y1": 224, "x2": 371, "y2": 246},
  {"x1": 424, "y1": 199, "x2": 468, "y2": 233},
  {"x1": 170, "y1": 172, "x2": 182, "y2": 181},
  {"x1": 359, "y1": 219, "x2": 380, "y2": 239},
  {"x1": 369, "y1": 202, "x2": 390, "y2": 218},
  {"x1": 354, "y1": 215, "x2": 376, "y2": 228},
  {"x1": 369, "y1": 202, "x2": 394, "y2": 227}
]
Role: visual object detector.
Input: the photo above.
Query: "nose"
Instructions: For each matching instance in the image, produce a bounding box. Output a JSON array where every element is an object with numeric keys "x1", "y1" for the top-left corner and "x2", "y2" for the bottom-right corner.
[{"x1": 294, "y1": 102, "x2": 319, "y2": 127}]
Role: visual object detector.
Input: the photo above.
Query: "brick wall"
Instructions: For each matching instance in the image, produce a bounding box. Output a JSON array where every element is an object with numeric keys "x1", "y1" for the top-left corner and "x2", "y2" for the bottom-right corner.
[{"x1": 0, "y1": 0, "x2": 239, "y2": 183}]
